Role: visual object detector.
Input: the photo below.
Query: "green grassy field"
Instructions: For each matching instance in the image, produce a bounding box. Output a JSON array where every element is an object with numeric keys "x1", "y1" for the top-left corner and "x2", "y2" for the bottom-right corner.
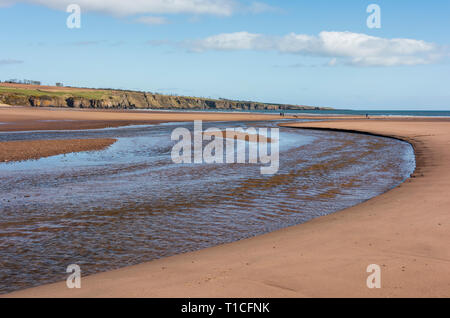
[{"x1": 0, "y1": 87, "x2": 108, "y2": 99}]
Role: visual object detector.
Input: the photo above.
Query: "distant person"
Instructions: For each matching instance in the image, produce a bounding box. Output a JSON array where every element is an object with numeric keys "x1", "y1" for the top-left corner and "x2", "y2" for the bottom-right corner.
[{"x1": 366, "y1": 113, "x2": 369, "y2": 119}]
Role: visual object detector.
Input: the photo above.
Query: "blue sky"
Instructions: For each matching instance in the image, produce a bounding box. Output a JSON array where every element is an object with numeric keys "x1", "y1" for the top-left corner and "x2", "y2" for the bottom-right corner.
[{"x1": 1, "y1": 0, "x2": 449, "y2": 110}]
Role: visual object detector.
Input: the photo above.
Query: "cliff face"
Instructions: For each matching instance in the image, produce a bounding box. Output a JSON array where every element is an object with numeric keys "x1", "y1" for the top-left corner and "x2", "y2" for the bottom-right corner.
[{"x1": 0, "y1": 87, "x2": 326, "y2": 111}]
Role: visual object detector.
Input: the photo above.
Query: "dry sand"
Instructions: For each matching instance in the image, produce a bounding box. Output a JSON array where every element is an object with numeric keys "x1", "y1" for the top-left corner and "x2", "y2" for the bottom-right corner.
[
  {"x1": 2, "y1": 113, "x2": 450, "y2": 297},
  {"x1": 0, "y1": 139, "x2": 116, "y2": 162},
  {"x1": 203, "y1": 130, "x2": 273, "y2": 143}
]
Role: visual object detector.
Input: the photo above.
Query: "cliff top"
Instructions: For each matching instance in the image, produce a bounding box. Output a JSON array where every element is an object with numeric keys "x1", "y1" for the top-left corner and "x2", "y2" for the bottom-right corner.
[{"x1": 0, "y1": 82, "x2": 332, "y2": 110}]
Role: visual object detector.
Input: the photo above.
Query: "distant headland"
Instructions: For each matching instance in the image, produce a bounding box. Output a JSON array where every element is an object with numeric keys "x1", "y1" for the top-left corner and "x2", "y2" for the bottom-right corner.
[{"x1": 0, "y1": 80, "x2": 332, "y2": 111}]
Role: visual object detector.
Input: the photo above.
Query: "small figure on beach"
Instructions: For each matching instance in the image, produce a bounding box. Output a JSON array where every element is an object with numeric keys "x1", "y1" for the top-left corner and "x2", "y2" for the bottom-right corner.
[{"x1": 366, "y1": 113, "x2": 370, "y2": 119}]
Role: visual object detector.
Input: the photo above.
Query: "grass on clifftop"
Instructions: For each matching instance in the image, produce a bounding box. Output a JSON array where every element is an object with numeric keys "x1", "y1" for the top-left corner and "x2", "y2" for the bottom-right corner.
[{"x1": 0, "y1": 87, "x2": 108, "y2": 99}]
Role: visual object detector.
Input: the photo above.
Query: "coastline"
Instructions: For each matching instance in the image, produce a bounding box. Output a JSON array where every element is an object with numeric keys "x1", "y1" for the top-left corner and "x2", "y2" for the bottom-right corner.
[{"x1": 2, "y1": 114, "x2": 450, "y2": 297}]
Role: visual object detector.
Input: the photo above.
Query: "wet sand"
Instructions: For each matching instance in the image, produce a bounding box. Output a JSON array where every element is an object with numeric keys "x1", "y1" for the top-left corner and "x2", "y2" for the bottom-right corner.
[
  {"x1": 4, "y1": 118, "x2": 450, "y2": 297},
  {"x1": 0, "y1": 106, "x2": 309, "y2": 132},
  {"x1": 0, "y1": 139, "x2": 116, "y2": 162},
  {"x1": 203, "y1": 130, "x2": 273, "y2": 143},
  {"x1": 0, "y1": 107, "x2": 290, "y2": 161},
  {"x1": 0, "y1": 107, "x2": 344, "y2": 162}
]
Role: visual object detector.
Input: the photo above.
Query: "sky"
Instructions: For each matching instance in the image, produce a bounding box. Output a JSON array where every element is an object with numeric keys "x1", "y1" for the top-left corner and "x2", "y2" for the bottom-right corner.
[{"x1": 0, "y1": 0, "x2": 449, "y2": 110}]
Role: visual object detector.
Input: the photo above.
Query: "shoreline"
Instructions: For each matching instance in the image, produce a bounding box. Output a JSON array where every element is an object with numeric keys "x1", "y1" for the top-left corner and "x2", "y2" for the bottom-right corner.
[
  {"x1": 0, "y1": 107, "x2": 292, "y2": 161},
  {"x1": 0, "y1": 106, "x2": 372, "y2": 132},
  {"x1": 0, "y1": 107, "x2": 357, "y2": 162},
  {"x1": 0, "y1": 106, "x2": 299, "y2": 132},
  {"x1": 2, "y1": 114, "x2": 450, "y2": 297}
]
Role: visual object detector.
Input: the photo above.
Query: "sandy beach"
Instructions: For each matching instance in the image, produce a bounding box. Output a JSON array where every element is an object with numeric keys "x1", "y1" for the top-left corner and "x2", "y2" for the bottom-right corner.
[
  {"x1": 2, "y1": 113, "x2": 449, "y2": 298},
  {"x1": 3, "y1": 0, "x2": 450, "y2": 301}
]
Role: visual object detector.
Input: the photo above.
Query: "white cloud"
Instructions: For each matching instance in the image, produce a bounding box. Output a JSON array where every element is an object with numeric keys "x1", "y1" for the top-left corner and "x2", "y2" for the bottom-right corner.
[
  {"x1": 136, "y1": 16, "x2": 168, "y2": 25},
  {"x1": 189, "y1": 31, "x2": 264, "y2": 51},
  {"x1": 0, "y1": 0, "x2": 273, "y2": 16},
  {"x1": 187, "y1": 31, "x2": 445, "y2": 66}
]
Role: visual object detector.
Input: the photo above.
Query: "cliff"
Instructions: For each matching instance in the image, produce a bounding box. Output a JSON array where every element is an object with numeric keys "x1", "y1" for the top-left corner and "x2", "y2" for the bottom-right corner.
[{"x1": 0, "y1": 83, "x2": 330, "y2": 111}]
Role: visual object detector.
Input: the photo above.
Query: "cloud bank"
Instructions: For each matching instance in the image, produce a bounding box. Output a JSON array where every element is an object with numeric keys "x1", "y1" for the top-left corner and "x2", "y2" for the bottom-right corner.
[{"x1": 187, "y1": 31, "x2": 444, "y2": 66}]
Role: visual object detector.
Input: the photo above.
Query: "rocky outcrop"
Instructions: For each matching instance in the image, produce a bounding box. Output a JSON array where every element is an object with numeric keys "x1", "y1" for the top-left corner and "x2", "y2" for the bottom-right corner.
[
  {"x1": 29, "y1": 96, "x2": 67, "y2": 107},
  {"x1": 0, "y1": 89, "x2": 330, "y2": 111},
  {"x1": 0, "y1": 93, "x2": 30, "y2": 106}
]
